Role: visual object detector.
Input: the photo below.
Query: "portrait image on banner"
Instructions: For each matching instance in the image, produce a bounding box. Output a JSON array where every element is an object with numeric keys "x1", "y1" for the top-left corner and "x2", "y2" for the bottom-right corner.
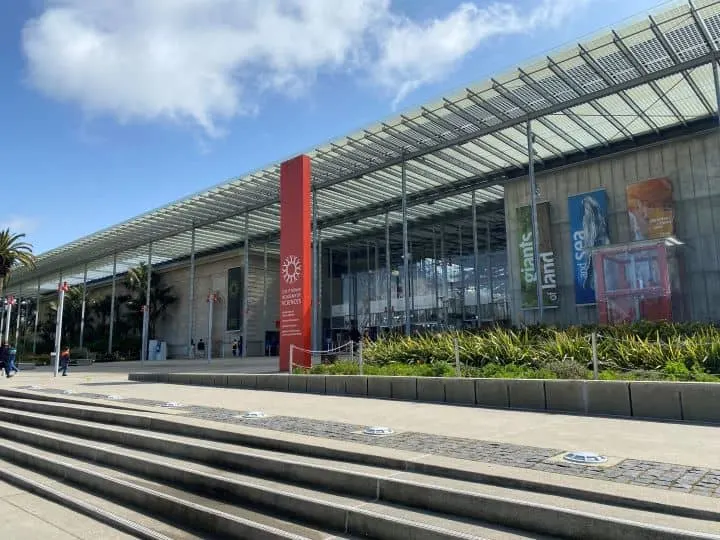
[
  {"x1": 568, "y1": 190, "x2": 610, "y2": 305},
  {"x1": 517, "y1": 202, "x2": 559, "y2": 310},
  {"x1": 626, "y1": 178, "x2": 674, "y2": 241},
  {"x1": 226, "y1": 267, "x2": 244, "y2": 331}
]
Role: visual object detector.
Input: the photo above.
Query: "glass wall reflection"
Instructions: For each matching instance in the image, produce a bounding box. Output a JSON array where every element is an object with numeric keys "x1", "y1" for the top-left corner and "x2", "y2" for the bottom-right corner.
[{"x1": 329, "y1": 240, "x2": 508, "y2": 340}]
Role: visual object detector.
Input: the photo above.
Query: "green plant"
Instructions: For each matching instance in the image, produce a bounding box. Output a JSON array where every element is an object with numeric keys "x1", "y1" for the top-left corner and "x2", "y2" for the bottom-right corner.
[
  {"x1": 358, "y1": 322, "x2": 720, "y2": 380},
  {"x1": 124, "y1": 262, "x2": 177, "y2": 339},
  {"x1": 0, "y1": 228, "x2": 36, "y2": 299}
]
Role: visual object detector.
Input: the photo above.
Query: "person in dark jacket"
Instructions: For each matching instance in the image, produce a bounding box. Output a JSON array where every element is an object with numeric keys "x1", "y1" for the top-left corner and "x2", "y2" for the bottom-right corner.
[{"x1": 0, "y1": 343, "x2": 9, "y2": 377}]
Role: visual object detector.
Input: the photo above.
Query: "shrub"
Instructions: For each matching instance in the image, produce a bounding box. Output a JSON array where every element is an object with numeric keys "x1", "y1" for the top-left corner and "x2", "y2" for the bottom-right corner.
[{"x1": 359, "y1": 322, "x2": 720, "y2": 378}]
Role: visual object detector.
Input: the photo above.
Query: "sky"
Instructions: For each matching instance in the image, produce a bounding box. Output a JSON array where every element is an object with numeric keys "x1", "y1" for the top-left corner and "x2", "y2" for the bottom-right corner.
[{"x1": 0, "y1": 0, "x2": 668, "y2": 255}]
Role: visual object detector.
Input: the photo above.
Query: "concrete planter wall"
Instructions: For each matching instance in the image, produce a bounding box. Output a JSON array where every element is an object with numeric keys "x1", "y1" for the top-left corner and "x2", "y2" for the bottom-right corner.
[{"x1": 128, "y1": 373, "x2": 720, "y2": 424}]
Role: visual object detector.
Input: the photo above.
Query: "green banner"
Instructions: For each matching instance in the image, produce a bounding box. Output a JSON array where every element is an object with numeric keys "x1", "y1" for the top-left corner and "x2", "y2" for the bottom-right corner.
[
  {"x1": 517, "y1": 202, "x2": 559, "y2": 309},
  {"x1": 226, "y1": 267, "x2": 244, "y2": 331}
]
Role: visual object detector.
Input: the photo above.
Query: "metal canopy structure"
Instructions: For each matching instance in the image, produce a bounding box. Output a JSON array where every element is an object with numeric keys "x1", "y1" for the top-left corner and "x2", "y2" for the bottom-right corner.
[{"x1": 7, "y1": 0, "x2": 720, "y2": 295}]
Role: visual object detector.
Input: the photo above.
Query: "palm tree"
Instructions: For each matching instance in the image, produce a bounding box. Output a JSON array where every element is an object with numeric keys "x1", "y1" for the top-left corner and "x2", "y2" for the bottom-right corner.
[
  {"x1": 0, "y1": 229, "x2": 36, "y2": 299},
  {"x1": 124, "y1": 262, "x2": 177, "y2": 338},
  {"x1": 47, "y1": 286, "x2": 93, "y2": 346}
]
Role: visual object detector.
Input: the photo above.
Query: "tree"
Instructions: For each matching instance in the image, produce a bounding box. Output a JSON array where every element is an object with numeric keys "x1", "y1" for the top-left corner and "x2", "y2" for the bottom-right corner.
[
  {"x1": 0, "y1": 229, "x2": 36, "y2": 299},
  {"x1": 123, "y1": 262, "x2": 177, "y2": 338},
  {"x1": 46, "y1": 286, "x2": 92, "y2": 347}
]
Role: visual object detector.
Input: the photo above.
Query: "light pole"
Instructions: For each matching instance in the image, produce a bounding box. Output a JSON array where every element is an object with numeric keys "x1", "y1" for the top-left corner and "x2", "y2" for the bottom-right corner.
[{"x1": 53, "y1": 282, "x2": 69, "y2": 377}]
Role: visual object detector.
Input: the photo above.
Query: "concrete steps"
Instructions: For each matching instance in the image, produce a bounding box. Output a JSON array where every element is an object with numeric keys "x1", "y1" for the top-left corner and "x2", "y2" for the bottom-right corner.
[
  {"x1": 0, "y1": 395, "x2": 718, "y2": 539},
  {"x1": 0, "y1": 460, "x2": 199, "y2": 540}
]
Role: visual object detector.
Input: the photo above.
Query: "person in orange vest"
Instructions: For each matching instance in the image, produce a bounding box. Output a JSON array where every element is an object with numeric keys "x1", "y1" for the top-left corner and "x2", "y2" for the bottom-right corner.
[{"x1": 59, "y1": 346, "x2": 71, "y2": 376}]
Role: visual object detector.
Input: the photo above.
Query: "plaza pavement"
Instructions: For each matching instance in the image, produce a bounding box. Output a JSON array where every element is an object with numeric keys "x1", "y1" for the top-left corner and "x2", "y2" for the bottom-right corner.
[
  {"x1": 5, "y1": 357, "x2": 720, "y2": 470},
  {"x1": 2, "y1": 357, "x2": 720, "y2": 536}
]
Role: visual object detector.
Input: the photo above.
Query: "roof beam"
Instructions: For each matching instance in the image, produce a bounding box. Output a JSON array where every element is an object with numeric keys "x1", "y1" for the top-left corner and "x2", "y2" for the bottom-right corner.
[{"x1": 645, "y1": 20, "x2": 714, "y2": 116}]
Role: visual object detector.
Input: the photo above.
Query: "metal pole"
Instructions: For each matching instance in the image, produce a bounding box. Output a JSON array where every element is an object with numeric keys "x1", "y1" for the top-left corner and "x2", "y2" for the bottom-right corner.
[
  {"x1": 347, "y1": 246, "x2": 356, "y2": 326},
  {"x1": 441, "y1": 225, "x2": 448, "y2": 326},
  {"x1": 80, "y1": 264, "x2": 88, "y2": 349},
  {"x1": 318, "y1": 231, "x2": 323, "y2": 347},
  {"x1": 108, "y1": 254, "x2": 117, "y2": 354},
  {"x1": 14, "y1": 286, "x2": 23, "y2": 346},
  {"x1": 592, "y1": 331, "x2": 599, "y2": 380},
  {"x1": 487, "y1": 221, "x2": 495, "y2": 319},
  {"x1": 527, "y1": 120, "x2": 544, "y2": 322},
  {"x1": 141, "y1": 243, "x2": 153, "y2": 363},
  {"x1": 374, "y1": 241, "x2": 379, "y2": 331},
  {"x1": 0, "y1": 302, "x2": 4, "y2": 343},
  {"x1": 262, "y1": 241, "x2": 268, "y2": 355},
  {"x1": 188, "y1": 226, "x2": 196, "y2": 359},
  {"x1": 4, "y1": 300, "x2": 11, "y2": 344},
  {"x1": 458, "y1": 225, "x2": 464, "y2": 329},
  {"x1": 366, "y1": 241, "x2": 371, "y2": 331},
  {"x1": 243, "y1": 213, "x2": 250, "y2": 357},
  {"x1": 472, "y1": 192, "x2": 480, "y2": 327},
  {"x1": 401, "y1": 156, "x2": 410, "y2": 336},
  {"x1": 454, "y1": 336, "x2": 461, "y2": 377},
  {"x1": 328, "y1": 247, "x2": 334, "y2": 345},
  {"x1": 385, "y1": 212, "x2": 392, "y2": 330},
  {"x1": 53, "y1": 282, "x2": 67, "y2": 378},
  {"x1": 433, "y1": 227, "x2": 439, "y2": 312},
  {"x1": 33, "y1": 281, "x2": 40, "y2": 354},
  {"x1": 312, "y1": 190, "x2": 319, "y2": 351},
  {"x1": 208, "y1": 296, "x2": 213, "y2": 362},
  {"x1": 713, "y1": 61, "x2": 720, "y2": 125}
]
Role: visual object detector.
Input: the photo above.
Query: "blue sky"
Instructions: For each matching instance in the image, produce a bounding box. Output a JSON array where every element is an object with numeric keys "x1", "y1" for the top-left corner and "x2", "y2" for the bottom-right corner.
[{"x1": 1, "y1": 0, "x2": 666, "y2": 255}]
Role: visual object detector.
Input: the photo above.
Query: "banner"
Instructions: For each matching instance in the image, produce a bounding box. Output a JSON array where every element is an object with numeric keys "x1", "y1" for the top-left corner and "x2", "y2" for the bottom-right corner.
[
  {"x1": 626, "y1": 178, "x2": 674, "y2": 241},
  {"x1": 517, "y1": 202, "x2": 559, "y2": 309},
  {"x1": 279, "y1": 155, "x2": 312, "y2": 371},
  {"x1": 568, "y1": 190, "x2": 610, "y2": 305},
  {"x1": 226, "y1": 267, "x2": 244, "y2": 331}
]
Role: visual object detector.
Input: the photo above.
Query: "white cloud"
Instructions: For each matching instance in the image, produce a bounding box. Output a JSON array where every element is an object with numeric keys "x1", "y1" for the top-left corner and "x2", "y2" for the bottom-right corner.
[
  {"x1": 0, "y1": 216, "x2": 39, "y2": 235},
  {"x1": 22, "y1": 0, "x2": 587, "y2": 135},
  {"x1": 375, "y1": 0, "x2": 587, "y2": 107}
]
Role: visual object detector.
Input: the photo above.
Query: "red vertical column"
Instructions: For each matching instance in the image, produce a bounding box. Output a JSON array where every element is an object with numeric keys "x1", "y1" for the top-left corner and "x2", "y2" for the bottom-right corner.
[{"x1": 279, "y1": 155, "x2": 312, "y2": 371}]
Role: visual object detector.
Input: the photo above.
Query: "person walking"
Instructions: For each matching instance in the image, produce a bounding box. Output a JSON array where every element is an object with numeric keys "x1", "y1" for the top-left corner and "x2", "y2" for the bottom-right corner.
[
  {"x1": 231, "y1": 339, "x2": 238, "y2": 357},
  {"x1": 7, "y1": 344, "x2": 18, "y2": 375},
  {"x1": 59, "y1": 346, "x2": 70, "y2": 376},
  {"x1": 0, "y1": 342, "x2": 9, "y2": 378}
]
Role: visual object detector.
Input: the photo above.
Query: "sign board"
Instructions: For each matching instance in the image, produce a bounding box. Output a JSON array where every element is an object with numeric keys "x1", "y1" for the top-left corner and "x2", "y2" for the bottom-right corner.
[
  {"x1": 568, "y1": 189, "x2": 610, "y2": 305},
  {"x1": 626, "y1": 178, "x2": 674, "y2": 241},
  {"x1": 279, "y1": 155, "x2": 312, "y2": 371},
  {"x1": 517, "y1": 202, "x2": 559, "y2": 309}
]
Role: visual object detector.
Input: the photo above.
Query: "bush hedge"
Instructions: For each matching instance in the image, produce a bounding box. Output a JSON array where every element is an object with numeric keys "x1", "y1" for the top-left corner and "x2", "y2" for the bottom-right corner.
[{"x1": 301, "y1": 322, "x2": 720, "y2": 382}]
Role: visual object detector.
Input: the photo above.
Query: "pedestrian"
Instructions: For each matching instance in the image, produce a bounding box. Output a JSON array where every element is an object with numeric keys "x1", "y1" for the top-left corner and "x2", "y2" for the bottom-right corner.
[
  {"x1": 197, "y1": 338, "x2": 205, "y2": 357},
  {"x1": 7, "y1": 344, "x2": 18, "y2": 375},
  {"x1": 349, "y1": 321, "x2": 361, "y2": 344},
  {"x1": 59, "y1": 346, "x2": 70, "y2": 376},
  {"x1": 0, "y1": 342, "x2": 9, "y2": 378},
  {"x1": 231, "y1": 339, "x2": 238, "y2": 357}
]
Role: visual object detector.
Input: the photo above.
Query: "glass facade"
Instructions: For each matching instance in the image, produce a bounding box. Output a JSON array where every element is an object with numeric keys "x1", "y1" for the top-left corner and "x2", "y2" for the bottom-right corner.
[{"x1": 330, "y1": 250, "x2": 509, "y2": 335}]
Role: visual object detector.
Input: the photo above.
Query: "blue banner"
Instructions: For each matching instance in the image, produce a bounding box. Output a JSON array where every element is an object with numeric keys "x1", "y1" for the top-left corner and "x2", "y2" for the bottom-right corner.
[{"x1": 568, "y1": 190, "x2": 610, "y2": 305}]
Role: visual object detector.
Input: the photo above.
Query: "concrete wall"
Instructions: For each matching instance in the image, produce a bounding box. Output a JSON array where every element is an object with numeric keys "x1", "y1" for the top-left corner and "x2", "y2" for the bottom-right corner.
[
  {"x1": 128, "y1": 373, "x2": 720, "y2": 425},
  {"x1": 504, "y1": 130, "x2": 720, "y2": 325},
  {"x1": 154, "y1": 250, "x2": 280, "y2": 357}
]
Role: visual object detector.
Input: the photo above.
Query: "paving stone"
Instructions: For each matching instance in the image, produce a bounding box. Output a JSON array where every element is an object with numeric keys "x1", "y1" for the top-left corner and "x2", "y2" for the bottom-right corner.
[{"x1": 20, "y1": 386, "x2": 720, "y2": 499}]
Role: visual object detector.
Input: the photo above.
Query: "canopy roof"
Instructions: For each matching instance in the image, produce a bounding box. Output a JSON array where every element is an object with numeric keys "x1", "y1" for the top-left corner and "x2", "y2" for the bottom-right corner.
[{"x1": 7, "y1": 0, "x2": 720, "y2": 295}]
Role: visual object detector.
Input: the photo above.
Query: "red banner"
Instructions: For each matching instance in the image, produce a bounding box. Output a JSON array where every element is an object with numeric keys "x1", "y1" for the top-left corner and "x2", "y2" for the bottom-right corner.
[{"x1": 279, "y1": 155, "x2": 312, "y2": 371}]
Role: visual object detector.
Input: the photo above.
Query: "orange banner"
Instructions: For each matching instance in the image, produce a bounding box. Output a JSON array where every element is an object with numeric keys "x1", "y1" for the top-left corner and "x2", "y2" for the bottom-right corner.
[
  {"x1": 626, "y1": 178, "x2": 674, "y2": 241},
  {"x1": 279, "y1": 155, "x2": 312, "y2": 371}
]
